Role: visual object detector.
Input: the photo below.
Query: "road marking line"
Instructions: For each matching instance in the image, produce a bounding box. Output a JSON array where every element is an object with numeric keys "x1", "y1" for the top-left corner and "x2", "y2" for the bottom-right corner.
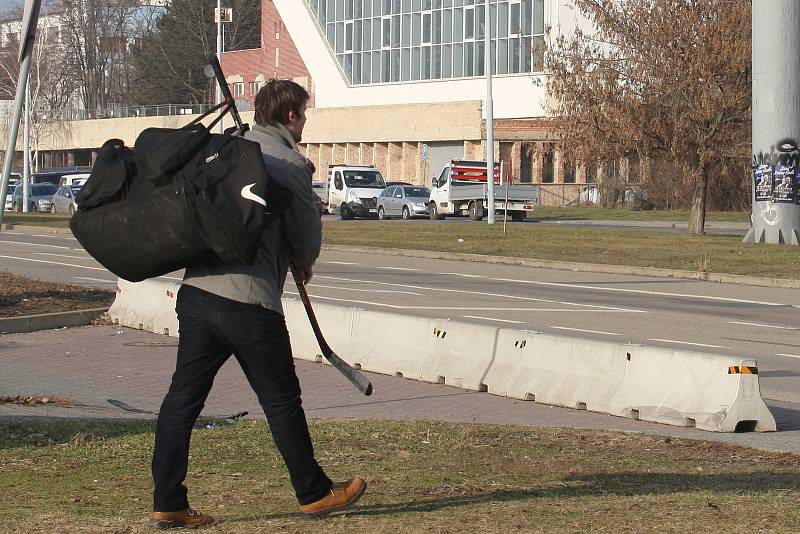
[
  {"x1": 286, "y1": 292, "x2": 635, "y2": 312},
  {"x1": 34, "y1": 252, "x2": 92, "y2": 260},
  {"x1": 490, "y1": 277, "x2": 796, "y2": 308},
  {"x1": 322, "y1": 261, "x2": 358, "y2": 265},
  {"x1": 159, "y1": 276, "x2": 183, "y2": 281},
  {"x1": 73, "y1": 276, "x2": 116, "y2": 284},
  {"x1": 648, "y1": 338, "x2": 726, "y2": 349},
  {"x1": 310, "y1": 283, "x2": 423, "y2": 296},
  {"x1": 462, "y1": 315, "x2": 524, "y2": 324},
  {"x1": 550, "y1": 326, "x2": 621, "y2": 336},
  {"x1": 439, "y1": 272, "x2": 484, "y2": 278},
  {"x1": 776, "y1": 353, "x2": 800, "y2": 359},
  {"x1": 729, "y1": 321, "x2": 800, "y2": 330},
  {"x1": 0, "y1": 254, "x2": 107, "y2": 271},
  {"x1": 0, "y1": 239, "x2": 71, "y2": 250},
  {"x1": 377, "y1": 266, "x2": 420, "y2": 271},
  {"x1": 316, "y1": 274, "x2": 646, "y2": 313}
]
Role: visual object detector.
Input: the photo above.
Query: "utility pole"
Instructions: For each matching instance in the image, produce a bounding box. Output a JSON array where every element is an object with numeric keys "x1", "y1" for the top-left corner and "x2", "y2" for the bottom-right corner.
[
  {"x1": 744, "y1": 0, "x2": 800, "y2": 244},
  {"x1": 484, "y1": 0, "x2": 495, "y2": 224},
  {"x1": 0, "y1": 0, "x2": 42, "y2": 229},
  {"x1": 216, "y1": 0, "x2": 224, "y2": 134},
  {"x1": 22, "y1": 75, "x2": 30, "y2": 212}
]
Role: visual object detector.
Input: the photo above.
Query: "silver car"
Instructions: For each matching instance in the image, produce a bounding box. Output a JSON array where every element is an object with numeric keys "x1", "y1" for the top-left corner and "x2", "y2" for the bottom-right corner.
[
  {"x1": 9, "y1": 182, "x2": 57, "y2": 212},
  {"x1": 377, "y1": 185, "x2": 431, "y2": 220},
  {"x1": 51, "y1": 185, "x2": 82, "y2": 215}
]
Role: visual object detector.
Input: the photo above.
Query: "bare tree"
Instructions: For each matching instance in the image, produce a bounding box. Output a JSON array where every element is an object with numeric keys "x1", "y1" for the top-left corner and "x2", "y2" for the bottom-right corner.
[
  {"x1": 547, "y1": 0, "x2": 751, "y2": 234},
  {"x1": 0, "y1": 5, "x2": 75, "y2": 170},
  {"x1": 58, "y1": 0, "x2": 162, "y2": 115}
]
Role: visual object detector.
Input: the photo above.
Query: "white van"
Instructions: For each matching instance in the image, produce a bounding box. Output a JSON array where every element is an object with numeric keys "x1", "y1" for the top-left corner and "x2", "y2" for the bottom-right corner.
[
  {"x1": 60, "y1": 173, "x2": 91, "y2": 187},
  {"x1": 327, "y1": 164, "x2": 387, "y2": 220}
]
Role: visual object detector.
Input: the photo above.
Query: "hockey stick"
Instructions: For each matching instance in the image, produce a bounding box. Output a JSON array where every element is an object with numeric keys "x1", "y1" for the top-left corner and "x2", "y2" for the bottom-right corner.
[
  {"x1": 290, "y1": 266, "x2": 373, "y2": 396},
  {"x1": 107, "y1": 399, "x2": 248, "y2": 422}
]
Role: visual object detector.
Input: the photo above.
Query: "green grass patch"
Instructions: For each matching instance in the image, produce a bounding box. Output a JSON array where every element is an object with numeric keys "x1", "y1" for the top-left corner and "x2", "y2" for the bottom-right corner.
[
  {"x1": 324, "y1": 221, "x2": 800, "y2": 279},
  {"x1": 529, "y1": 207, "x2": 749, "y2": 223},
  {"x1": 2, "y1": 212, "x2": 71, "y2": 228},
  {"x1": 0, "y1": 418, "x2": 798, "y2": 533}
]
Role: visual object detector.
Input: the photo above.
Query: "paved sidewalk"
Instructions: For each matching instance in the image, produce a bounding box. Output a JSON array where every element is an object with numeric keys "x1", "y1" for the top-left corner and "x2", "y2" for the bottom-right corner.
[{"x1": 2, "y1": 324, "x2": 799, "y2": 453}]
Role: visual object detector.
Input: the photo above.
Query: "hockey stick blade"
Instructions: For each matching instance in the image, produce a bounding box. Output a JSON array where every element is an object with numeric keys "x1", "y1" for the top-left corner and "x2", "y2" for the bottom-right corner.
[{"x1": 291, "y1": 267, "x2": 373, "y2": 396}]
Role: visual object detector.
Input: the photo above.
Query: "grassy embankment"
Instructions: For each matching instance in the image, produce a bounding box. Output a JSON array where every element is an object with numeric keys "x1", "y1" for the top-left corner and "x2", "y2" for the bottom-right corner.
[{"x1": 1, "y1": 418, "x2": 798, "y2": 533}]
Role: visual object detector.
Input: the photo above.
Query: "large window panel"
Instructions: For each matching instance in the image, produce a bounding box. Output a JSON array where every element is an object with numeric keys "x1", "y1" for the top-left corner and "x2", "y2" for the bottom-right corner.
[
  {"x1": 318, "y1": 0, "x2": 327, "y2": 25},
  {"x1": 372, "y1": 17, "x2": 382, "y2": 48},
  {"x1": 411, "y1": 46, "x2": 421, "y2": 80},
  {"x1": 510, "y1": 1, "x2": 520, "y2": 35},
  {"x1": 401, "y1": 47, "x2": 411, "y2": 80},
  {"x1": 521, "y1": 0, "x2": 531, "y2": 34},
  {"x1": 336, "y1": 0, "x2": 345, "y2": 20},
  {"x1": 344, "y1": 53, "x2": 353, "y2": 82},
  {"x1": 373, "y1": 0, "x2": 382, "y2": 16},
  {"x1": 432, "y1": 10, "x2": 441, "y2": 44},
  {"x1": 432, "y1": 45, "x2": 441, "y2": 78},
  {"x1": 336, "y1": 22, "x2": 345, "y2": 52},
  {"x1": 521, "y1": 36, "x2": 532, "y2": 71},
  {"x1": 345, "y1": 22, "x2": 353, "y2": 51},
  {"x1": 372, "y1": 49, "x2": 382, "y2": 80},
  {"x1": 382, "y1": 16, "x2": 391, "y2": 47},
  {"x1": 413, "y1": 0, "x2": 421, "y2": 10},
  {"x1": 510, "y1": 37, "x2": 520, "y2": 73},
  {"x1": 533, "y1": 0, "x2": 543, "y2": 34},
  {"x1": 327, "y1": 23, "x2": 335, "y2": 47},
  {"x1": 364, "y1": 0, "x2": 372, "y2": 17},
  {"x1": 363, "y1": 19, "x2": 372, "y2": 49},
  {"x1": 464, "y1": 7, "x2": 474, "y2": 39},
  {"x1": 346, "y1": 0, "x2": 353, "y2": 19},
  {"x1": 532, "y1": 34, "x2": 544, "y2": 71},
  {"x1": 474, "y1": 40, "x2": 484, "y2": 75},
  {"x1": 442, "y1": 43, "x2": 452, "y2": 77},
  {"x1": 392, "y1": 48, "x2": 401, "y2": 80},
  {"x1": 421, "y1": 45, "x2": 431, "y2": 79},
  {"x1": 354, "y1": 20, "x2": 362, "y2": 51},
  {"x1": 327, "y1": 0, "x2": 335, "y2": 21},
  {"x1": 392, "y1": 0, "x2": 401, "y2": 14},
  {"x1": 442, "y1": 8, "x2": 452, "y2": 43},
  {"x1": 497, "y1": 38, "x2": 508, "y2": 74},
  {"x1": 402, "y1": 14, "x2": 411, "y2": 46},
  {"x1": 383, "y1": 0, "x2": 391, "y2": 14},
  {"x1": 475, "y1": 4, "x2": 485, "y2": 39},
  {"x1": 464, "y1": 41, "x2": 474, "y2": 75},
  {"x1": 355, "y1": 0, "x2": 362, "y2": 18},
  {"x1": 402, "y1": 0, "x2": 411, "y2": 11},
  {"x1": 453, "y1": 42, "x2": 463, "y2": 76},
  {"x1": 498, "y1": 2, "x2": 508, "y2": 38},
  {"x1": 422, "y1": 12, "x2": 432, "y2": 43},
  {"x1": 363, "y1": 52, "x2": 373, "y2": 83},
  {"x1": 382, "y1": 49, "x2": 391, "y2": 81},
  {"x1": 353, "y1": 52, "x2": 362, "y2": 83},
  {"x1": 392, "y1": 14, "x2": 401, "y2": 46}
]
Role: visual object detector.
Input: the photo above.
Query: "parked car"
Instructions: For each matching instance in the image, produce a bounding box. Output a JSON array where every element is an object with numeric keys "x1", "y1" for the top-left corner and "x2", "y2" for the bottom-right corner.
[
  {"x1": 8, "y1": 182, "x2": 57, "y2": 212},
  {"x1": 377, "y1": 185, "x2": 431, "y2": 220},
  {"x1": 385, "y1": 181, "x2": 412, "y2": 187},
  {"x1": 51, "y1": 184, "x2": 82, "y2": 214},
  {"x1": 4, "y1": 184, "x2": 14, "y2": 211},
  {"x1": 311, "y1": 181, "x2": 329, "y2": 213},
  {"x1": 59, "y1": 173, "x2": 90, "y2": 187}
]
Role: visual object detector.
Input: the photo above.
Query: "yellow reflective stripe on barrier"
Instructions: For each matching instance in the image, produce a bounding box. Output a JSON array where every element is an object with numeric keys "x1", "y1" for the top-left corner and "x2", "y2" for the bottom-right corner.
[{"x1": 728, "y1": 365, "x2": 758, "y2": 374}]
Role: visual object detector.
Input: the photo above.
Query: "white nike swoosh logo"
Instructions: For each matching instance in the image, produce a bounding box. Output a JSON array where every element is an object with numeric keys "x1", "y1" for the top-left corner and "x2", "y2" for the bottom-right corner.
[{"x1": 241, "y1": 183, "x2": 266, "y2": 207}]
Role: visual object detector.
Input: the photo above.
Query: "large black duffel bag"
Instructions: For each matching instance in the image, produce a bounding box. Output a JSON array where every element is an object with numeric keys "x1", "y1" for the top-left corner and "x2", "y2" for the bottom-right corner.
[{"x1": 70, "y1": 110, "x2": 291, "y2": 282}]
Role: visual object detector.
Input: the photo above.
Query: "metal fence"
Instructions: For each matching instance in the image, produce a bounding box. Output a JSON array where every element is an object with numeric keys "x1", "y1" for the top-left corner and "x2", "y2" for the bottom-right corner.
[{"x1": 44, "y1": 103, "x2": 214, "y2": 122}]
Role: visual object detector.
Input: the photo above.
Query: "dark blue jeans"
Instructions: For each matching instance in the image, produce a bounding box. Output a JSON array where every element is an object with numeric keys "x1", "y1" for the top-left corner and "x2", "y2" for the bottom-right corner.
[{"x1": 152, "y1": 284, "x2": 332, "y2": 511}]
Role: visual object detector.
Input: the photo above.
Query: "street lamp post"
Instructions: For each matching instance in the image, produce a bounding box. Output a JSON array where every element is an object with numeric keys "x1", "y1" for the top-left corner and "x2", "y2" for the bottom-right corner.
[{"x1": 484, "y1": 0, "x2": 495, "y2": 224}]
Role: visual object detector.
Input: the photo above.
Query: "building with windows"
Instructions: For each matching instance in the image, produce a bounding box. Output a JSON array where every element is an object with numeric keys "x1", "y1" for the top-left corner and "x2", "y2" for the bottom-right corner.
[{"x1": 222, "y1": 0, "x2": 599, "y2": 205}]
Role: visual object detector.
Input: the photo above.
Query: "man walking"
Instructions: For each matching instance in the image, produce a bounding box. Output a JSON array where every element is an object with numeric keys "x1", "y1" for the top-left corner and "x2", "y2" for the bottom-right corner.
[{"x1": 149, "y1": 79, "x2": 366, "y2": 529}]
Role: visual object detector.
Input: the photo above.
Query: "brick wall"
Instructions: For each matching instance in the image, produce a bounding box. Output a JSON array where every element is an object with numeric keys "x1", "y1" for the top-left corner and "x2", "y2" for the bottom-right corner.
[{"x1": 220, "y1": 0, "x2": 313, "y2": 111}]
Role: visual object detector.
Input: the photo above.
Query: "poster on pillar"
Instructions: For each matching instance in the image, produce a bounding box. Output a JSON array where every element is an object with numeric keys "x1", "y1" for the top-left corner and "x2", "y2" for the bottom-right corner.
[
  {"x1": 772, "y1": 165, "x2": 796, "y2": 203},
  {"x1": 754, "y1": 164, "x2": 773, "y2": 202}
]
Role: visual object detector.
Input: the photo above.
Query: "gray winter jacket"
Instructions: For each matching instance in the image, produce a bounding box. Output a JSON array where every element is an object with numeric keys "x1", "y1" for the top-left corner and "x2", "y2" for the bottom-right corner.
[{"x1": 182, "y1": 122, "x2": 322, "y2": 316}]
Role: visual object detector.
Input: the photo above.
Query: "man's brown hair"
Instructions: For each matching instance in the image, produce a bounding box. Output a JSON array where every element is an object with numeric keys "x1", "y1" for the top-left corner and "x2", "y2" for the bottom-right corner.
[{"x1": 254, "y1": 79, "x2": 309, "y2": 127}]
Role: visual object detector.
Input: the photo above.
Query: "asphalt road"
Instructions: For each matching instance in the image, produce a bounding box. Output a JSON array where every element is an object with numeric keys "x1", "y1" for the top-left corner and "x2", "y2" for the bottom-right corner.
[{"x1": 1, "y1": 226, "x2": 799, "y2": 409}]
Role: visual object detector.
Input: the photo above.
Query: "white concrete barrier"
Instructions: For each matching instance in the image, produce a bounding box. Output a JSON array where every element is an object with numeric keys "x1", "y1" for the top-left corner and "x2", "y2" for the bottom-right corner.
[
  {"x1": 110, "y1": 277, "x2": 776, "y2": 433},
  {"x1": 108, "y1": 278, "x2": 179, "y2": 336}
]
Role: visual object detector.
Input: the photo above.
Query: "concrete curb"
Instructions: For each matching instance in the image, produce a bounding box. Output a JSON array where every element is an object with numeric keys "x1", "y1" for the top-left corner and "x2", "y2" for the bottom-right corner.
[
  {"x1": 1, "y1": 223, "x2": 73, "y2": 235},
  {"x1": 0, "y1": 308, "x2": 109, "y2": 335},
  {"x1": 322, "y1": 244, "x2": 800, "y2": 289}
]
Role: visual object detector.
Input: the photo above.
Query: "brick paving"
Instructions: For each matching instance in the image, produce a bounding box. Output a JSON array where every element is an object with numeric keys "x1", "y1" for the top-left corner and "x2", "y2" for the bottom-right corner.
[{"x1": 1, "y1": 324, "x2": 799, "y2": 452}]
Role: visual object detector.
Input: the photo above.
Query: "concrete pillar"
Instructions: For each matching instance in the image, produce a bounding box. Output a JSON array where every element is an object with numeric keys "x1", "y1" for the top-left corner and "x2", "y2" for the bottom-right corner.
[{"x1": 745, "y1": 0, "x2": 800, "y2": 244}]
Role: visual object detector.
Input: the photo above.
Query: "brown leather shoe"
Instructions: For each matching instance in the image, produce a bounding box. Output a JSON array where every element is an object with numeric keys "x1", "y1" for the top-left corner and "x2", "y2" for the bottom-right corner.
[
  {"x1": 298, "y1": 477, "x2": 367, "y2": 518},
  {"x1": 148, "y1": 507, "x2": 217, "y2": 529}
]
